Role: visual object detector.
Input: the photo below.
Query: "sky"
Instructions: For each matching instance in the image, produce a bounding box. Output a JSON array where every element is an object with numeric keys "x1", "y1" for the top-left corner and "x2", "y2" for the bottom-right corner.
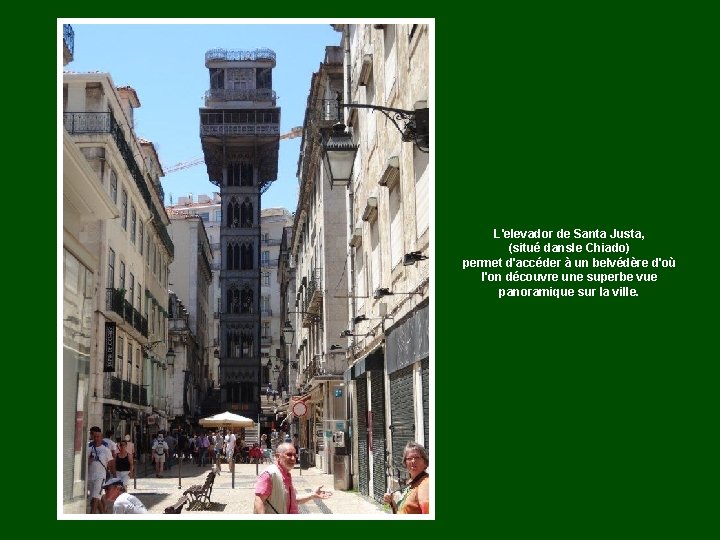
[{"x1": 61, "y1": 21, "x2": 342, "y2": 213}]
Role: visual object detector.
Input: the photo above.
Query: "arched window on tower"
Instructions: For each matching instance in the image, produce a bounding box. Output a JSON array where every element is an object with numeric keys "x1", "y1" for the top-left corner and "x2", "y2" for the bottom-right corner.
[
  {"x1": 227, "y1": 285, "x2": 240, "y2": 314},
  {"x1": 240, "y1": 162, "x2": 253, "y2": 186},
  {"x1": 241, "y1": 242, "x2": 254, "y2": 270},
  {"x1": 227, "y1": 326, "x2": 241, "y2": 358},
  {"x1": 227, "y1": 196, "x2": 240, "y2": 227},
  {"x1": 241, "y1": 332, "x2": 254, "y2": 357},
  {"x1": 228, "y1": 162, "x2": 241, "y2": 187},
  {"x1": 240, "y1": 285, "x2": 253, "y2": 314},
  {"x1": 226, "y1": 242, "x2": 240, "y2": 270},
  {"x1": 241, "y1": 197, "x2": 253, "y2": 227}
]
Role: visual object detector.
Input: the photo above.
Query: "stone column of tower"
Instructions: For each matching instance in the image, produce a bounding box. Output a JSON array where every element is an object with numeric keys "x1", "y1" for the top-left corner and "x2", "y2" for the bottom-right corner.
[{"x1": 199, "y1": 48, "x2": 280, "y2": 420}]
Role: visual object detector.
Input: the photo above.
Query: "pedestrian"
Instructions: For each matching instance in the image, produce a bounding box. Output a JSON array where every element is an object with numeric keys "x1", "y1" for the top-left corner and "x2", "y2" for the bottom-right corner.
[
  {"x1": 114, "y1": 441, "x2": 134, "y2": 488},
  {"x1": 224, "y1": 430, "x2": 237, "y2": 474},
  {"x1": 104, "y1": 428, "x2": 118, "y2": 458},
  {"x1": 214, "y1": 431, "x2": 224, "y2": 473},
  {"x1": 292, "y1": 434, "x2": 299, "y2": 458},
  {"x1": 123, "y1": 434, "x2": 135, "y2": 464},
  {"x1": 383, "y1": 441, "x2": 430, "y2": 514},
  {"x1": 164, "y1": 430, "x2": 177, "y2": 470},
  {"x1": 87, "y1": 426, "x2": 115, "y2": 514},
  {"x1": 253, "y1": 443, "x2": 332, "y2": 514},
  {"x1": 199, "y1": 433, "x2": 210, "y2": 467},
  {"x1": 102, "y1": 477, "x2": 147, "y2": 514},
  {"x1": 249, "y1": 443, "x2": 263, "y2": 464},
  {"x1": 152, "y1": 433, "x2": 169, "y2": 477}
]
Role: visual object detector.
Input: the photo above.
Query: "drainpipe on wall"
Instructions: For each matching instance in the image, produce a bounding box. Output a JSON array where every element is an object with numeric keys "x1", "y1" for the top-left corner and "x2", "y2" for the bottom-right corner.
[{"x1": 342, "y1": 23, "x2": 359, "y2": 489}]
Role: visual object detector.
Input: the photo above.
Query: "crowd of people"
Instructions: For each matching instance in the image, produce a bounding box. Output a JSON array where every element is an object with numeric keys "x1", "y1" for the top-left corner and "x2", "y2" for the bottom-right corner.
[{"x1": 88, "y1": 424, "x2": 429, "y2": 515}]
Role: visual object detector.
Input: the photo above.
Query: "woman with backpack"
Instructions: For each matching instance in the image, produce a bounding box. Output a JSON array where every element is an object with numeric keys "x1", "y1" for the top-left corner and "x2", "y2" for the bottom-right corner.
[{"x1": 151, "y1": 434, "x2": 169, "y2": 478}]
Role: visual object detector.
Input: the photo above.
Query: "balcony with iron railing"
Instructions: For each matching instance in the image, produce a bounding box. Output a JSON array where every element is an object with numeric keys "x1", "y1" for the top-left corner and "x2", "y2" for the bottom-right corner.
[
  {"x1": 200, "y1": 111, "x2": 280, "y2": 138},
  {"x1": 261, "y1": 258, "x2": 279, "y2": 268},
  {"x1": 205, "y1": 47, "x2": 277, "y2": 65},
  {"x1": 261, "y1": 309, "x2": 273, "y2": 317},
  {"x1": 204, "y1": 88, "x2": 277, "y2": 105},
  {"x1": 261, "y1": 335, "x2": 273, "y2": 345},
  {"x1": 103, "y1": 375, "x2": 148, "y2": 406},
  {"x1": 105, "y1": 288, "x2": 148, "y2": 338},
  {"x1": 64, "y1": 111, "x2": 174, "y2": 257},
  {"x1": 313, "y1": 98, "x2": 341, "y2": 124},
  {"x1": 305, "y1": 268, "x2": 323, "y2": 315}
]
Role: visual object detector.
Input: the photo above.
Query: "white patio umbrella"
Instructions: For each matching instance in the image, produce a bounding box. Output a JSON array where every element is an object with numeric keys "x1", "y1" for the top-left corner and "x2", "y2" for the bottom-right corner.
[{"x1": 198, "y1": 411, "x2": 255, "y2": 429}]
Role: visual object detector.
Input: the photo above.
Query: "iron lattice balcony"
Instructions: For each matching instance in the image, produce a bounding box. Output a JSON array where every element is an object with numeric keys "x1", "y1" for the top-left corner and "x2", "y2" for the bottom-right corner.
[
  {"x1": 105, "y1": 288, "x2": 148, "y2": 337},
  {"x1": 103, "y1": 375, "x2": 148, "y2": 406},
  {"x1": 204, "y1": 88, "x2": 277, "y2": 104},
  {"x1": 205, "y1": 47, "x2": 276, "y2": 64}
]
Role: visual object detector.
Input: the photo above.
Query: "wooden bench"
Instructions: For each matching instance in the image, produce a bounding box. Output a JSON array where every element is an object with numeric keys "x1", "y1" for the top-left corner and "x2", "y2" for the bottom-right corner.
[
  {"x1": 183, "y1": 471, "x2": 216, "y2": 510},
  {"x1": 163, "y1": 495, "x2": 189, "y2": 514}
]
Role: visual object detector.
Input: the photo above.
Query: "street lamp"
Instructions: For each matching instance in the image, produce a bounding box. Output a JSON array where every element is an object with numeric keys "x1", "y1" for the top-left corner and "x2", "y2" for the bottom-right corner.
[
  {"x1": 143, "y1": 340, "x2": 175, "y2": 366},
  {"x1": 322, "y1": 122, "x2": 358, "y2": 188},
  {"x1": 282, "y1": 320, "x2": 295, "y2": 346},
  {"x1": 324, "y1": 92, "x2": 429, "y2": 188}
]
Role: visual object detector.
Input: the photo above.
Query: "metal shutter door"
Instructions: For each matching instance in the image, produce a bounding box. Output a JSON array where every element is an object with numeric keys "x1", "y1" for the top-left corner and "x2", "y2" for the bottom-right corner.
[
  {"x1": 370, "y1": 370, "x2": 386, "y2": 502},
  {"x1": 422, "y1": 358, "x2": 429, "y2": 455},
  {"x1": 356, "y1": 379, "x2": 369, "y2": 497},
  {"x1": 390, "y1": 365, "x2": 415, "y2": 485}
]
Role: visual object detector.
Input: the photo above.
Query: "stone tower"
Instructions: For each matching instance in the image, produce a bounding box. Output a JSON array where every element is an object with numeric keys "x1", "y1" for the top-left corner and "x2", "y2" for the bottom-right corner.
[{"x1": 199, "y1": 48, "x2": 280, "y2": 420}]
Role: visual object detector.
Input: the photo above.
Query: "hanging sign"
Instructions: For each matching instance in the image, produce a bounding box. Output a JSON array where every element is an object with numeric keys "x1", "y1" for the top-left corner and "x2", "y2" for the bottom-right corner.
[{"x1": 103, "y1": 322, "x2": 116, "y2": 372}]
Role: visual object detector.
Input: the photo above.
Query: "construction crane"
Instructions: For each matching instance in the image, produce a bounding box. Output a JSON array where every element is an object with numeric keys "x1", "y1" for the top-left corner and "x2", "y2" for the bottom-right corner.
[{"x1": 162, "y1": 126, "x2": 303, "y2": 175}]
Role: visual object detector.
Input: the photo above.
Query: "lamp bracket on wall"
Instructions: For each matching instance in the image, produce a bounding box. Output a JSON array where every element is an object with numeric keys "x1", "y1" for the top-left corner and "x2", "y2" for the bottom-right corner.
[{"x1": 336, "y1": 92, "x2": 429, "y2": 152}]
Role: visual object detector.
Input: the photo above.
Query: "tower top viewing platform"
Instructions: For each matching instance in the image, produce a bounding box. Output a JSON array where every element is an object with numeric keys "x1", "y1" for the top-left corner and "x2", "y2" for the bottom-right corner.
[{"x1": 205, "y1": 48, "x2": 276, "y2": 67}]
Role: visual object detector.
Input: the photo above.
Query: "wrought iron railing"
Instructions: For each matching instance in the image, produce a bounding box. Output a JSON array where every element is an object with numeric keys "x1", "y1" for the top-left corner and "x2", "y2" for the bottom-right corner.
[
  {"x1": 63, "y1": 24, "x2": 74, "y2": 57},
  {"x1": 314, "y1": 99, "x2": 341, "y2": 123},
  {"x1": 261, "y1": 258, "x2": 279, "y2": 268},
  {"x1": 205, "y1": 47, "x2": 276, "y2": 63},
  {"x1": 204, "y1": 88, "x2": 276, "y2": 103},
  {"x1": 200, "y1": 123, "x2": 279, "y2": 137},
  {"x1": 104, "y1": 288, "x2": 148, "y2": 337},
  {"x1": 106, "y1": 287, "x2": 124, "y2": 317},
  {"x1": 104, "y1": 376, "x2": 150, "y2": 406},
  {"x1": 64, "y1": 111, "x2": 174, "y2": 257},
  {"x1": 261, "y1": 237, "x2": 281, "y2": 246}
]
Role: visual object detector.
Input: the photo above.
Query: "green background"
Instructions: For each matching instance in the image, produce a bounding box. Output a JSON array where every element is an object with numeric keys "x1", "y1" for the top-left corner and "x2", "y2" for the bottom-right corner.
[
  {"x1": 435, "y1": 5, "x2": 717, "y2": 536},
  {"x1": 15, "y1": 8, "x2": 716, "y2": 531}
]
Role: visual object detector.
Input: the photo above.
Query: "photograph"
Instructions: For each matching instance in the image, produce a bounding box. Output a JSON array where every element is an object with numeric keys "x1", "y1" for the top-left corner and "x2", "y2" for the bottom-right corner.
[{"x1": 61, "y1": 19, "x2": 433, "y2": 517}]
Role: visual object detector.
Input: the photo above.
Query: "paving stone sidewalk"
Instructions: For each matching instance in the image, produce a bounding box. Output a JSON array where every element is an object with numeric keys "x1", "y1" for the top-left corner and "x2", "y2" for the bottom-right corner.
[{"x1": 121, "y1": 461, "x2": 389, "y2": 516}]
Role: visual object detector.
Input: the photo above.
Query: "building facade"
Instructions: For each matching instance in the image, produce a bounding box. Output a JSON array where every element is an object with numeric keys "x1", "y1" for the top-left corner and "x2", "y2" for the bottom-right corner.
[
  {"x1": 166, "y1": 215, "x2": 213, "y2": 428},
  {"x1": 62, "y1": 24, "x2": 121, "y2": 513},
  {"x1": 283, "y1": 24, "x2": 430, "y2": 500},
  {"x1": 337, "y1": 22, "x2": 430, "y2": 501},
  {"x1": 288, "y1": 44, "x2": 351, "y2": 473},
  {"x1": 199, "y1": 48, "x2": 281, "y2": 420},
  {"x1": 63, "y1": 67, "x2": 175, "y2": 475}
]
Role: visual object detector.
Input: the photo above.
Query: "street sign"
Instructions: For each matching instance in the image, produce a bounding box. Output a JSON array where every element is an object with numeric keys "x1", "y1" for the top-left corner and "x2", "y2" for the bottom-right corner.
[{"x1": 292, "y1": 401, "x2": 308, "y2": 417}]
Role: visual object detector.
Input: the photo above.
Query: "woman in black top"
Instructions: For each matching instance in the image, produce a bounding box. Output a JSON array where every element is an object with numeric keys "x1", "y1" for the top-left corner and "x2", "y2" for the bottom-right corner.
[{"x1": 114, "y1": 441, "x2": 134, "y2": 487}]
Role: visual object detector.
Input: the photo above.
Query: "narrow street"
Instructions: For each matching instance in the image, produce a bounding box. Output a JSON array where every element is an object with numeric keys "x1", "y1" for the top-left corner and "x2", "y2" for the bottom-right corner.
[{"x1": 102, "y1": 460, "x2": 389, "y2": 515}]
